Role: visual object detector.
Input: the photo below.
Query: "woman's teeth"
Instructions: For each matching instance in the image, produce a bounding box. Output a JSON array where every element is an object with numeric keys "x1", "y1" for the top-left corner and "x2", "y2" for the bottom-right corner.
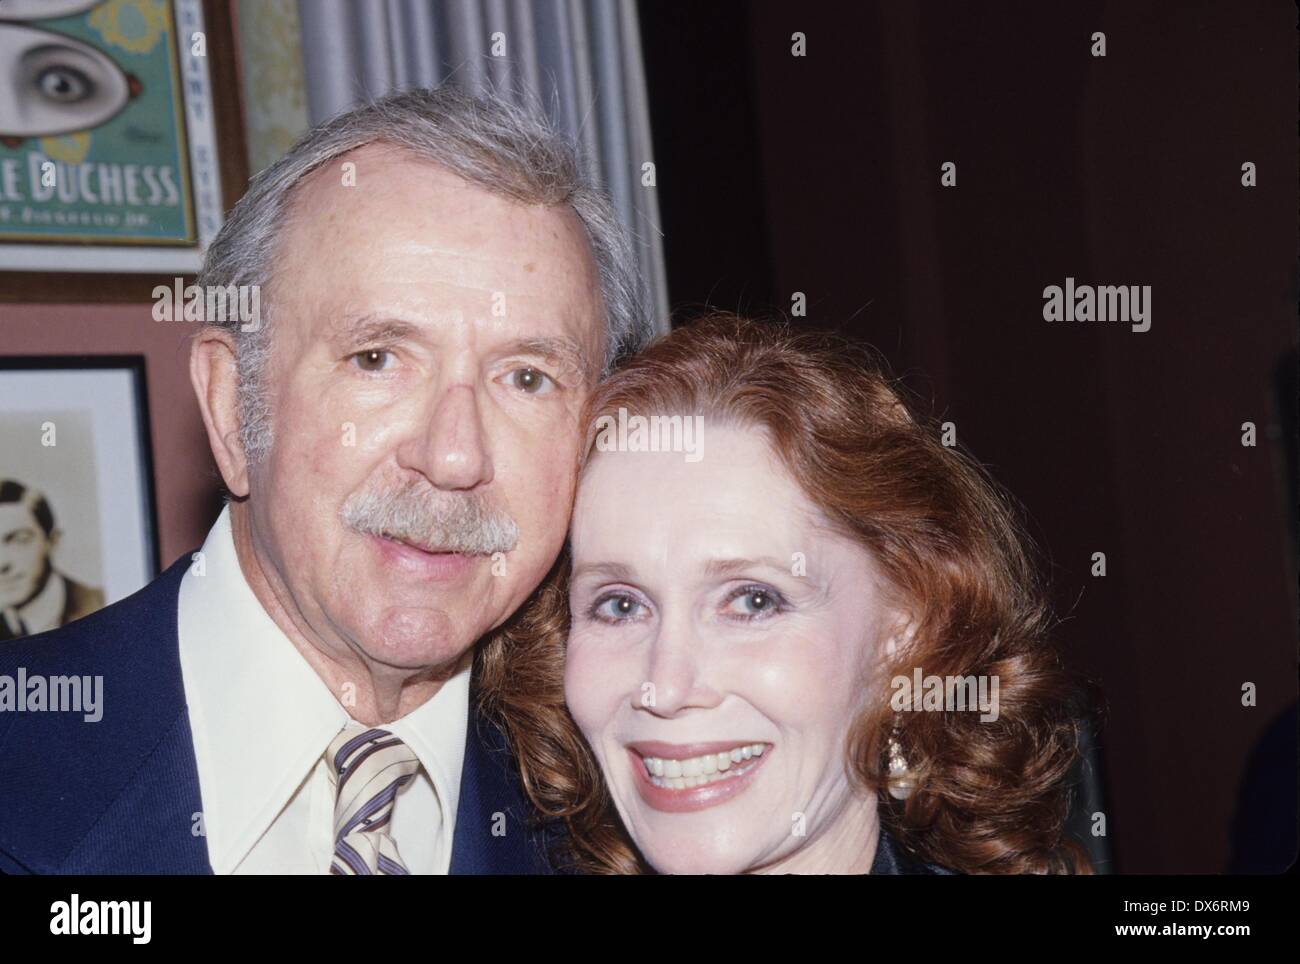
[{"x1": 642, "y1": 744, "x2": 767, "y2": 789}]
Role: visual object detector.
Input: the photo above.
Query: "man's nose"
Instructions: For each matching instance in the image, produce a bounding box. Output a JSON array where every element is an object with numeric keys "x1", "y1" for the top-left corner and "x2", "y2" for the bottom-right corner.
[{"x1": 404, "y1": 383, "x2": 494, "y2": 491}]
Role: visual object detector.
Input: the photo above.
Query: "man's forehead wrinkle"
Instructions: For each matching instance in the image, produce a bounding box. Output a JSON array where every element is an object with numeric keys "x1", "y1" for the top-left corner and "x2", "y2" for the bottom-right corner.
[
  {"x1": 270, "y1": 155, "x2": 604, "y2": 371},
  {"x1": 277, "y1": 163, "x2": 597, "y2": 298},
  {"x1": 311, "y1": 245, "x2": 584, "y2": 301},
  {"x1": 377, "y1": 245, "x2": 559, "y2": 291}
]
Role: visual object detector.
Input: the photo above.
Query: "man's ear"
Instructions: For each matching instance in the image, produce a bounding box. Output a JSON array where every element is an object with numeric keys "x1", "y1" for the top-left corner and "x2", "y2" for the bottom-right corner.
[{"x1": 190, "y1": 327, "x2": 250, "y2": 498}]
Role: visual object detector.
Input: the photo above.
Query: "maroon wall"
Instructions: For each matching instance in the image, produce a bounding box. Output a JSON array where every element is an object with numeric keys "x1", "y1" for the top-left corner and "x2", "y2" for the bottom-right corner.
[{"x1": 0, "y1": 303, "x2": 224, "y2": 568}]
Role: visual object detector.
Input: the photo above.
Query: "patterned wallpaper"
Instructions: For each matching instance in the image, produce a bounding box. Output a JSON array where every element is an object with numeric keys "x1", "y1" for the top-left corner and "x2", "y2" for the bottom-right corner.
[{"x1": 235, "y1": 0, "x2": 310, "y2": 175}]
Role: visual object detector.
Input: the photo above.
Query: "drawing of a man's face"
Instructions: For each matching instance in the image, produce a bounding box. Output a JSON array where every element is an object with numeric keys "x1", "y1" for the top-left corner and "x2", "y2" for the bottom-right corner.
[{"x1": 0, "y1": 502, "x2": 54, "y2": 609}]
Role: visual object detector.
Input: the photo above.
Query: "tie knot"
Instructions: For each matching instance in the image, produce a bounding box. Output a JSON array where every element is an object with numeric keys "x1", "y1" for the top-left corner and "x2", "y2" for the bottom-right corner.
[
  {"x1": 326, "y1": 726, "x2": 418, "y2": 785},
  {"x1": 326, "y1": 725, "x2": 421, "y2": 865}
]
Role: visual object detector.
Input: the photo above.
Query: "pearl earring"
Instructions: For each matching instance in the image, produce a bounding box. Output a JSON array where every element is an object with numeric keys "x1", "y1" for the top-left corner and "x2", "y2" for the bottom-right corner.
[{"x1": 886, "y1": 728, "x2": 916, "y2": 800}]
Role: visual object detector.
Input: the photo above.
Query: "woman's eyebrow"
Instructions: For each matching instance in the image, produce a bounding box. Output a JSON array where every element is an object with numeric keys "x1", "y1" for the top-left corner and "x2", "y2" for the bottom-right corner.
[
  {"x1": 570, "y1": 560, "x2": 636, "y2": 583},
  {"x1": 572, "y1": 557, "x2": 795, "y2": 583},
  {"x1": 702, "y1": 557, "x2": 791, "y2": 579}
]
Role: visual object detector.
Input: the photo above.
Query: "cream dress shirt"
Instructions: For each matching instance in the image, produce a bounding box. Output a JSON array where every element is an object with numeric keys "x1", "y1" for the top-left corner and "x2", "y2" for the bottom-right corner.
[{"x1": 176, "y1": 505, "x2": 470, "y2": 874}]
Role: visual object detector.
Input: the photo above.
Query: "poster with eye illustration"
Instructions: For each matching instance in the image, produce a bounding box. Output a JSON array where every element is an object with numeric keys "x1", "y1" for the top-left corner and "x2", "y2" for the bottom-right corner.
[{"x1": 0, "y1": 0, "x2": 221, "y2": 271}]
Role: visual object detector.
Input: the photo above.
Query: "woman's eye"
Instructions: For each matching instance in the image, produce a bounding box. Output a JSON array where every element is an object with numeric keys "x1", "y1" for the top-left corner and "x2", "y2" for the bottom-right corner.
[
  {"x1": 590, "y1": 593, "x2": 645, "y2": 623},
  {"x1": 505, "y1": 366, "x2": 556, "y2": 395},
  {"x1": 723, "y1": 585, "x2": 785, "y2": 620},
  {"x1": 351, "y1": 349, "x2": 394, "y2": 372}
]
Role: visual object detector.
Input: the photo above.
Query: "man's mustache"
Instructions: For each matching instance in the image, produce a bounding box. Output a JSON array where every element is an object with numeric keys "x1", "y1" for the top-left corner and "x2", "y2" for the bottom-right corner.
[{"x1": 340, "y1": 479, "x2": 519, "y2": 555}]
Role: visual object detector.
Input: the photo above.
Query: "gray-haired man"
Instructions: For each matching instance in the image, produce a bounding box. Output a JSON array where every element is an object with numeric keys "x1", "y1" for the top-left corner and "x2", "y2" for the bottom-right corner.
[{"x1": 0, "y1": 86, "x2": 651, "y2": 875}]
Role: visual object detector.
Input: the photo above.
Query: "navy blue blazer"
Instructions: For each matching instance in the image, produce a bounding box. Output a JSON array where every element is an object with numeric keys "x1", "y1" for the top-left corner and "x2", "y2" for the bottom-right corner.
[
  {"x1": 870, "y1": 826, "x2": 957, "y2": 875},
  {"x1": 0, "y1": 554, "x2": 560, "y2": 875}
]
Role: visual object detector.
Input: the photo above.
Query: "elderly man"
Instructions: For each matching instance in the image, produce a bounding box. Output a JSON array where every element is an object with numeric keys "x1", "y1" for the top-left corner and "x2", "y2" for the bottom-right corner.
[{"x1": 0, "y1": 87, "x2": 650, "y2": 874}]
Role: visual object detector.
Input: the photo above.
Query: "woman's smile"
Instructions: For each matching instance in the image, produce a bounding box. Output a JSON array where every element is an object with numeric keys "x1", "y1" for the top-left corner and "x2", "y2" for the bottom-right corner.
[{"x1": 627, "y1": 741, "x2": 773, "y2": 812}]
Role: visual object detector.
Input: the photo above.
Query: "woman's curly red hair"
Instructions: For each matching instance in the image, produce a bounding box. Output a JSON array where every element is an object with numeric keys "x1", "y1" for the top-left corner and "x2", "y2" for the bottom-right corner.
[{"x1": 475, "y1": 312, "x2": 1093, "y2": 874}]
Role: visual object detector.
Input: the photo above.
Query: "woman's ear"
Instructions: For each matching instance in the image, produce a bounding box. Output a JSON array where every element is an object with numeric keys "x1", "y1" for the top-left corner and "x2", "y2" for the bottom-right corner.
[{"x1": 884, "y1": 613, "x2": 919, "y2": 659}]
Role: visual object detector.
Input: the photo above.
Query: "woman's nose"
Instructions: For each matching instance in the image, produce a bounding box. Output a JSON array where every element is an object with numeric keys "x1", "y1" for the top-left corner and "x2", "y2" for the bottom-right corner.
[{"x1": 637, "y1": 627, "x2": 719, "y2": 716}]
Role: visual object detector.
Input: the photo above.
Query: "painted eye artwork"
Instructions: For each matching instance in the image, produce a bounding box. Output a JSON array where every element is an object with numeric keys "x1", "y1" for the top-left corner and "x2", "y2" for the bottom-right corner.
[
  {"x1": 0, "y1": 1, "x2": 104, "y2": 17},
  {"x1": 0, "y1": 23, "x2": 137, "y2": 140}
]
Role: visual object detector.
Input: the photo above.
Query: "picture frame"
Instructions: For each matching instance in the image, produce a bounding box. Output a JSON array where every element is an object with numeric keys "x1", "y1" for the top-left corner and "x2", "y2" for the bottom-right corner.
[
  {"x1": 0, "y1": 355, "x2": 159, "y2": 641},
  {"x1": 0, "y1": 0, "x2": 223, "y2": 273}
]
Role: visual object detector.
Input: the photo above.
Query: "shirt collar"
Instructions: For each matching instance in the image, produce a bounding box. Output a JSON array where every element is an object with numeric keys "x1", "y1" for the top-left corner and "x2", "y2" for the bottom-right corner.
[
  {"x1": 18, "y1": 568, "x2": 66, "y2": 635},
  {"x1": 178, "y1": 504, "x2": 470, "y2": 874}
]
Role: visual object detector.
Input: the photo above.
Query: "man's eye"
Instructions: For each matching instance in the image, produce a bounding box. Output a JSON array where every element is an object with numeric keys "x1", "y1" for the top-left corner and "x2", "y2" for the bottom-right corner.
[
  {"x1": 505, "y1": 366, "x2": 556, "y2": 395},
  {"x1": 351, "y1": 349, "x2": 394, "y2": 372}
]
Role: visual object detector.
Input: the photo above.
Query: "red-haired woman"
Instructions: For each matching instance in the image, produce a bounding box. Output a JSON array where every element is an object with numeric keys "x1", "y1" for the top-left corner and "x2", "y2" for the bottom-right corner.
[{"x1": 478, "y1": 313, "x2": 1092, "y2": 875}]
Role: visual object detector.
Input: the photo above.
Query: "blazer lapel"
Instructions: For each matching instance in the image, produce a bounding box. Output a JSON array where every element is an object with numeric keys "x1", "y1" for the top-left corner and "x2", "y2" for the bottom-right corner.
[
  {"x1": 449, "y1": 700, "x2": 561, "y2": 874},
  {"x1": 61, "y1": 707, "x2": 213, "y2": 874},
  {"x1": 0, "y1": 555, "x2": 212, "y2": 874}
]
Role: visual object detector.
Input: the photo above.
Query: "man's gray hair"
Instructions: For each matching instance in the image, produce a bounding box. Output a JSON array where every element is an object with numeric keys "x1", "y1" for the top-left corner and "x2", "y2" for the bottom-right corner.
[{"x1": 197, "y1": 85, "x2": 653, "y2": 464}]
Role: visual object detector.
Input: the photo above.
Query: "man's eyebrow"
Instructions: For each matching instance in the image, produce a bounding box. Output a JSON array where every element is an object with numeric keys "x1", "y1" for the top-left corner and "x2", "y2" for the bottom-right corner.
[
  {"x1": 570, "y1": 560, "x2": 636, "y2": 583},
  {"x1": 327, "y1": 314, "x2": 422, "y2": 350},
  {"x1": 325, "y1": 322, "x2": 594, "y2": 375},
  {"x1": 501, "y1": 336, "x2": 594, "y2": 378}
]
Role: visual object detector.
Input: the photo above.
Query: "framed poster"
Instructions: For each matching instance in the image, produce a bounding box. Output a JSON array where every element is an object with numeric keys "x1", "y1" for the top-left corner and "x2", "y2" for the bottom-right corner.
[
  {"x1": 0, "y1": 356, "x2": 158, "y2": 641},
  {"x1": 0, "y1": 0, "x2": 221, "y2": 272}
]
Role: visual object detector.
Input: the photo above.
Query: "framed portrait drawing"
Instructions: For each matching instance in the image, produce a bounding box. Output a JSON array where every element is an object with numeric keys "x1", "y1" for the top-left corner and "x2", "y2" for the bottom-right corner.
[
  {"x1": 0, "y1": 356, "x2": 158, "y2": 641},
  {"x1": 0, "y1": 0, "x2": 222, "y2": 273}
]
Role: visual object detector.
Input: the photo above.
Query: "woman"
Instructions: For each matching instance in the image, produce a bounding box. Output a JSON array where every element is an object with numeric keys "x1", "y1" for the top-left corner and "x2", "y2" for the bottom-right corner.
[{"x1": 477, "y1": 313, "x2": 1092, "y2": 874}]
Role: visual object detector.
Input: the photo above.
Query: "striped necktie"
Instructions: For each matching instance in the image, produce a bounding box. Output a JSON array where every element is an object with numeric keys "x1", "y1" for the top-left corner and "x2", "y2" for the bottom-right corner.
[{"x1": 326, "y1": 725, "x2": 421, "y2": 875}]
